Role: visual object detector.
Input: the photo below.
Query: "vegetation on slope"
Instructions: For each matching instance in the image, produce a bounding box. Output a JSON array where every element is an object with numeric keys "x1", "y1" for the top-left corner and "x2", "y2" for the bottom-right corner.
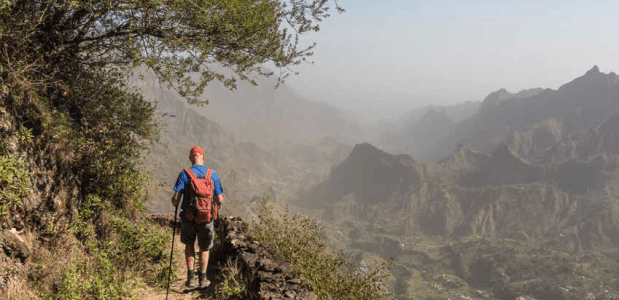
[{"x1": 251, "y1": 200, "x2": 393, "y2": 300}]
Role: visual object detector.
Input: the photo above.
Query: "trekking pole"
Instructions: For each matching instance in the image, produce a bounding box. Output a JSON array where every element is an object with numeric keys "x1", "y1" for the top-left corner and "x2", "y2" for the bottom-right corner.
[
  {"x1": 216, "y1": 202, "x2": 225, "y2": 254},
  {"x1": 166, "y1": 204, "x2": 179, "y2": 300}
]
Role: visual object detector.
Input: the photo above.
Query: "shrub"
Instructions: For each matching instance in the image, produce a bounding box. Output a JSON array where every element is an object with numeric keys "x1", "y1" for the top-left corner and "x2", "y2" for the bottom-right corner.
[
  {"x1": 214, "y1": 257, "x2": 253, "y2": 300},
  {"x1": 51, "y1": 214, "x2": 172, "y2": 299},
  {"x1": 0, "y1": 156, "x2": 31, "y2": 215},
  {"x1": 250, "y1": 200, "x2": 393, "y2": 300}
]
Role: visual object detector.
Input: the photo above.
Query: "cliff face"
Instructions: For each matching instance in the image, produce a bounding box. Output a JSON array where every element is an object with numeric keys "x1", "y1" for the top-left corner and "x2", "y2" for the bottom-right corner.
[{"x1": 414, "y1": 183, "x2": 619, "y2": 252}]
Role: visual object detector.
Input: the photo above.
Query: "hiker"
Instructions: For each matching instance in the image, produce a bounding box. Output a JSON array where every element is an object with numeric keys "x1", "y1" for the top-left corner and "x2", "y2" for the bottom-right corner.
[{"x1": 171, "y1": 146, "x2": 225, "y2": 288}]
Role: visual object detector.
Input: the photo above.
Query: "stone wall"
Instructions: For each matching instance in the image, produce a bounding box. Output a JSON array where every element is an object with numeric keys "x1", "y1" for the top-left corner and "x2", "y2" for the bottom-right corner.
[{"x1": 219, "y1": 216, "x2": 317, "y2": 300}]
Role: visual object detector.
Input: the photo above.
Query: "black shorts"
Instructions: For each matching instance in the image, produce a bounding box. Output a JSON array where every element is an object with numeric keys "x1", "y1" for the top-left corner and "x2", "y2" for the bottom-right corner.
[{"x1": 180, "y1": 219, "x2": 214, "y2": 251}]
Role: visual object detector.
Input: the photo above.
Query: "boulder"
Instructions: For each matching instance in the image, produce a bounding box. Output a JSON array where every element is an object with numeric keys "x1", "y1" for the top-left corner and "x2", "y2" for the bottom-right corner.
[{"x1": 1, "y1": 228, "x2": 30, "y2": 262}]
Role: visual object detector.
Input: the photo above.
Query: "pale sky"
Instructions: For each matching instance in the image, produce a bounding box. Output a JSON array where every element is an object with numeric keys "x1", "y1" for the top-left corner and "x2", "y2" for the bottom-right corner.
[{"x1": 282, "y1": 0, "x2": 619, "y2": 122}]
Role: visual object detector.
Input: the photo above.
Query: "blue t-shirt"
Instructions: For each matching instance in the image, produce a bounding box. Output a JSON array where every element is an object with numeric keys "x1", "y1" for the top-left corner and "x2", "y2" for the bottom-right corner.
[{"x1": 173, "y1": 164, "x2": 224, "y2": 220}]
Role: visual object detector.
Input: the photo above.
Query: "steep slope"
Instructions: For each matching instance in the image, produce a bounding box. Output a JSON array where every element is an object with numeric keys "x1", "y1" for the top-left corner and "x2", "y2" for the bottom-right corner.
[
  {"x1": 505, "y1": 118, "x2": 564, "y2": 164},
  {"x1": 438, "y1": 144, "x2": 491, "y2": 171},
  {"x1": 542, "y1": 113, "x2": 619, "y2": 164},
  {"x1": 459, "y1": 143, "x2": 545, "y2": 186}
]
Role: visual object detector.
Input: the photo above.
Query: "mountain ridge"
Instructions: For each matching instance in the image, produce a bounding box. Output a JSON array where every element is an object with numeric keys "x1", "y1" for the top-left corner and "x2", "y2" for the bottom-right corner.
[{"x1": 405, "y1": 66, "x2": 619, "y2": 162}]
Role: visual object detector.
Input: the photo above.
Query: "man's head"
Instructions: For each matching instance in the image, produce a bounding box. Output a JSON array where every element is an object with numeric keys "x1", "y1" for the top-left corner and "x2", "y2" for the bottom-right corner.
[{"x1": 189, "y1": 146, "x2": 205, "y2": 164}]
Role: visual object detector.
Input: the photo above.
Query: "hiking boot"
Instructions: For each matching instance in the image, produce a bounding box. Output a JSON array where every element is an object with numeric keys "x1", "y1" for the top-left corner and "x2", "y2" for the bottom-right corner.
[
  {"x1": 198, "y1": 272, "x2": 210, "y2": 288},
  {"x1": 185, "y1": 270, "x2": 196, "y2": 288}
]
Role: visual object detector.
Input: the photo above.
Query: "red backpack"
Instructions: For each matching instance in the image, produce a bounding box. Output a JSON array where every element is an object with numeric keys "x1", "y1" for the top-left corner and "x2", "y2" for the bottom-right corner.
[{"x1": 184, "y1": 168, "x2": 217, "y2": 223}]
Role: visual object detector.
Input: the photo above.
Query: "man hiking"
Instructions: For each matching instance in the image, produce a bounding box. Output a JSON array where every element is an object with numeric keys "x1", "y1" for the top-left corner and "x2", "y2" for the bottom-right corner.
[{"x1": 171, "y1": 146, "x2": 225, "y2": 288}]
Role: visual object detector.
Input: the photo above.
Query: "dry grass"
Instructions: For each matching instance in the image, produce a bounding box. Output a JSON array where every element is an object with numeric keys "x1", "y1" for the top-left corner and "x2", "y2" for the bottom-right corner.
[
  {"x1": 212, "y1": 257, "x2": 254, "y2": 300},
  {"x1": 1, "y1": 275, "x2": 37, "y2": 300},
  {"x1": 1, "y1": 218, "x2": 81, "y2": 299}
]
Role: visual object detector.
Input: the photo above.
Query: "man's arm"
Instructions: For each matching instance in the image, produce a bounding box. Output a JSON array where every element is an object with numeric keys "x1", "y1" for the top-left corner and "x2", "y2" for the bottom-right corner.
[
  {"x1": 215, "y1": 194, "x2": 224, "y2": 205},
  {"x1": 171, "y1": 191, "x2": 182, "y2": 207}
]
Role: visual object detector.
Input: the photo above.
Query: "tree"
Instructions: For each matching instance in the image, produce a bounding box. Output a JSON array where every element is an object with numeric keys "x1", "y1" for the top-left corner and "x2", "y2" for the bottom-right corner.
[{"x1": 1, "y1": 0, "x2": 343, "y2": 104}]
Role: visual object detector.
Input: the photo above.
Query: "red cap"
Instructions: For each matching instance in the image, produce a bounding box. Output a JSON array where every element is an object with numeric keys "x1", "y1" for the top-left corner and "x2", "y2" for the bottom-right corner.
[{"x1": 189, "y1": 146, "x2": 205, "y2": 158}]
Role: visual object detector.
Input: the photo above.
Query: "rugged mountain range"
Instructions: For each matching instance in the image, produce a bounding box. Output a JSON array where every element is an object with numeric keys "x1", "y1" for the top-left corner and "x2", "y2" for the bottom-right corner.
[
  {"x1": 303, "y1": 138, "x2": 619, "y2": 298},
  {"x1": 298, "y1": 67, "x2": 619, "y2": 299},
  {"x1": 385, "y1": 66, "x2": 619, "y2": 162}
]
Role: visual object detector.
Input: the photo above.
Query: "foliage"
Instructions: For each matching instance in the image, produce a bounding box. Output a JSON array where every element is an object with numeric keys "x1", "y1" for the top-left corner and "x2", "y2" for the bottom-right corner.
[
  {"x1": 251, "y1": 200, "x2": 392, "y2": 300},
  {"x1": 52, "y1": 254, "x2": 129, "y2": 300},
  {"x1": 17, "y1": 126, "x2": 33, "y2": 144},
  {"x1": 51, "y1": 213, "x2": 171, "y2": 299},
  {"x1": 214, "y1": 257, "x2": 251, "y2": 300},
  {"x1": 1, "y1": 0, "x2": 343, "y2": 217},
  {"x1": 1, "y1": 0, "x2": 343, "y2": 105},
  {"x1": 0, "y1": 156, "x2": 31, "y2": 215}
]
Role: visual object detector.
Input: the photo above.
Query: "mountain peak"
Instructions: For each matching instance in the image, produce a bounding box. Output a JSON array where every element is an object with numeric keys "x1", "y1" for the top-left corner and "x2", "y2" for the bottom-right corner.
[
  {"x1": 479, "y1": 88, "x2": 513, "y2": 112},
  {"x1": 585, "y1": 65, "x2": 600, "y2": 76}
]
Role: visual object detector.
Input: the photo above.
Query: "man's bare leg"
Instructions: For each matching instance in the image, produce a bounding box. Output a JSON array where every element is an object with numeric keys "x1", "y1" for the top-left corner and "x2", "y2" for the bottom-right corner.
[
  {"x1": 198, "y1": 249, "x2": 210, "y2": 287},
  {"x1": 185, "y1": 244, "x2": 196, "y2": 287}
]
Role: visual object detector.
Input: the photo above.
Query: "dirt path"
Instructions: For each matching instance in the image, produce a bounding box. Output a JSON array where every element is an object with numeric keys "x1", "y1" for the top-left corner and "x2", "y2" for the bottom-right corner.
[{"x1": 134, "y1": 228, "x2": 226, "y2": 300}]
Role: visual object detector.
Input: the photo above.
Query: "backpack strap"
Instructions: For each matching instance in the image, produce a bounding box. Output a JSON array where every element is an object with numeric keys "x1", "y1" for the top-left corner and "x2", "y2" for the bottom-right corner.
[
  {"x1": 185, "y1": 167, "x2": 210, "y2": 179},
  {"x1": 184, "y1": 168, "x2": 197, "y2": 179}
]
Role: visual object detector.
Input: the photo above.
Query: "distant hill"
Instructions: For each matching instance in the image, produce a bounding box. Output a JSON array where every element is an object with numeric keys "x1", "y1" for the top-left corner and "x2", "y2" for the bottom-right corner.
[
  {"x1": 379, "y1": 101, "x2": 480, "y2": 154},
  {"x1": 300, "y1": 143, "x2": 420, "y2": 207}
]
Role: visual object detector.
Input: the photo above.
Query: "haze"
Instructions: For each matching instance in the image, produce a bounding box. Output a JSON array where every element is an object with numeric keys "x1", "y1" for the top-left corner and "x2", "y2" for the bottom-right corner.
[{"x1": 282, "y1": 0, "x2": 619, "y2": 122}]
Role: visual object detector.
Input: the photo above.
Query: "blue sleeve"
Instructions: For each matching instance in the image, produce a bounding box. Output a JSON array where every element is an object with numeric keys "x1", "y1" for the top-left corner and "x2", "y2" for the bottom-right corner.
[
  {"x1": 211, "y1": 171, "x2": 224, "y2": 196},
  {"x1": 173, "y1": 170, "x2": 188, "y2": 192}
]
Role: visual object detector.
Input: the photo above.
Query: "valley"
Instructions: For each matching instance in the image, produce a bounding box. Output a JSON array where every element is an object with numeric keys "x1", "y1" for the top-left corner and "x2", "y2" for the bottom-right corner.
[{"x1": 142, "y1": 66, "x2": 619, "y2": 299}]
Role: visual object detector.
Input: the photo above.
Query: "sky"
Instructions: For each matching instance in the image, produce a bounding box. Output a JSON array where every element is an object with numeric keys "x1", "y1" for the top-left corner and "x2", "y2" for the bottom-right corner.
[{"x1": 281, "y1": 0, "x2": 619, "y2": 123}]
